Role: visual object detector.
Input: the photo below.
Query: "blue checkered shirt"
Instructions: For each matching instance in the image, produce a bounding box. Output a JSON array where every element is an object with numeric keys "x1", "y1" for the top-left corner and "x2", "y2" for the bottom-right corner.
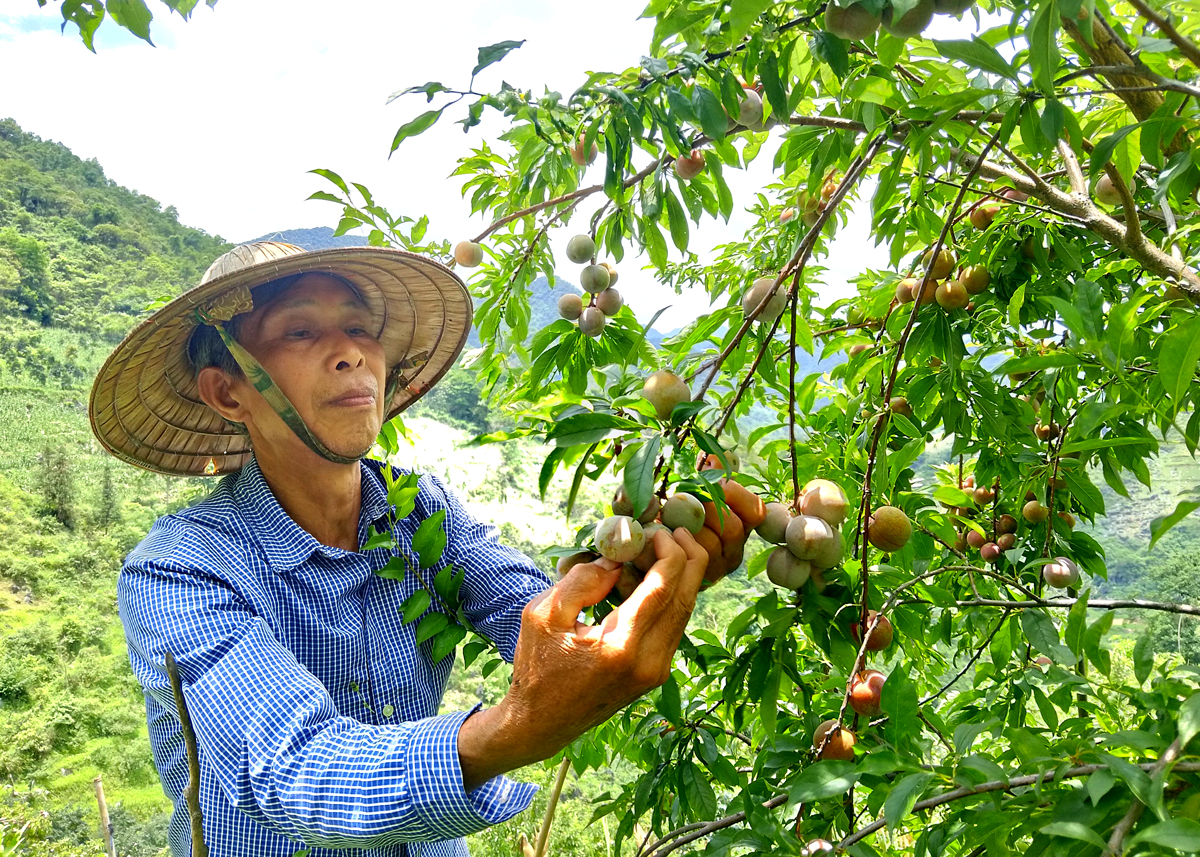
[{"x1": 118, "y1": 456, "x2": 551, "y2": 857}]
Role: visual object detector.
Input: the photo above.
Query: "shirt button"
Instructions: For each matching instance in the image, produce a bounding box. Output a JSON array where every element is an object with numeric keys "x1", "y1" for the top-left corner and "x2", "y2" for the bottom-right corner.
[{"x1": 382, "y1": 704, "x2": 394, "y2": 718}]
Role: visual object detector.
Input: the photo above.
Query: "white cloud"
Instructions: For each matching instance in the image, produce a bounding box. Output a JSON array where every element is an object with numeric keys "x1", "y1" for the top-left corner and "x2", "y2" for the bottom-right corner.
[{"x1": 0, "y1": 0, "x2": 894, "y2": 332}]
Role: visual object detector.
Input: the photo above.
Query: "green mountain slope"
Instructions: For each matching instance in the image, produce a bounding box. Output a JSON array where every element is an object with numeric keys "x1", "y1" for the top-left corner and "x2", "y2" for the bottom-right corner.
[{"x1": 0, "y1": 118, "x2": 229, "y2": 387}]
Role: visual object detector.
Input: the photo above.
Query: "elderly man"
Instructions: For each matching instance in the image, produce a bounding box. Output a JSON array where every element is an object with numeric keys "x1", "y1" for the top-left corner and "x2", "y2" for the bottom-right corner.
[{"x1": 89, "y1": 242, "x2": 757, "y2": 857}]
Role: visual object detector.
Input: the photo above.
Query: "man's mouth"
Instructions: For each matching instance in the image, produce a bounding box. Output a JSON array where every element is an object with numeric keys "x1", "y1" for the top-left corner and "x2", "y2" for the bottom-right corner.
[{"x1": 329, "y1": 386, "x2": 377, "y2": 408}]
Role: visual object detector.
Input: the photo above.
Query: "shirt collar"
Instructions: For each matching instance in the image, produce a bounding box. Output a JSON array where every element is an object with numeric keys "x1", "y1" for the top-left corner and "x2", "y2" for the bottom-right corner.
[{"x1": 232, "y1": 456, "x2": 394, "y2": 573}]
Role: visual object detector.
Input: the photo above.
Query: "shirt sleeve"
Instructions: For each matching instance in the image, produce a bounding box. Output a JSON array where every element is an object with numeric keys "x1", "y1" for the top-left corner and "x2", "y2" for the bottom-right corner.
[
  {"x1": 119, "y1": 522, "x2": 536, "y2": 851},
  {"x1": 418, "y1": 473, "x2": 553, "y2": 663}
]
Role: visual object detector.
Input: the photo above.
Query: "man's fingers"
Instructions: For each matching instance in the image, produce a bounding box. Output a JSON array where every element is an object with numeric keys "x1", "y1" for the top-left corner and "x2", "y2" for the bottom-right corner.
[
  {"x1": 535, "y1": 557, "x2": 622, "y2": 630},
  {"x1": 692, "y1": 525, "x2": 728, "y2": 583},
  {"x1": 721, "y1": 479, "x2": 767, "y2": 529}
]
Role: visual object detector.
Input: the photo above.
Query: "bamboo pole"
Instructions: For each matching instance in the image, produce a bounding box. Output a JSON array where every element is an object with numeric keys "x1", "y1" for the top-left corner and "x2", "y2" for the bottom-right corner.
[{"x1": 92, "y1": 775, "x2": 115, "y2": 857}]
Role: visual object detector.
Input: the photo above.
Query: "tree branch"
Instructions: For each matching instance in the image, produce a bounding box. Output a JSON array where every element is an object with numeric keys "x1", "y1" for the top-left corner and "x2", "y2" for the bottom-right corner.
[
  {"x1": 953, "y1": 597, "x2": 1200, "y2": 617},
  {"x1": 1124, "y1": 0, "x2": 1200, "y2": 67},
  {"x1": 838, "y1": 760, "x2": 1200, "y2": 850}
]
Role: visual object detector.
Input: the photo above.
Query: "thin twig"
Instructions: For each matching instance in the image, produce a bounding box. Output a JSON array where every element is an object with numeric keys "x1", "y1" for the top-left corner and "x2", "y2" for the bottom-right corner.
[
  {"x1": 534, "y1": 757, "x2": 572, "y2": 857},
  {"x1": 165, "y1": 651, "x2": 209, "y2": 857},
  {"x1": 1124, "y1": 0, "x2": 1200, "y2": 67}
]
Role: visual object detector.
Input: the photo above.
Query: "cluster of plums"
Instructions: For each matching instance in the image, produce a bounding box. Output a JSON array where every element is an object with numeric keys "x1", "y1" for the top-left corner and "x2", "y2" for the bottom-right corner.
[
  {"x1": 950, "y1": 474, "x2": 1084, "y2": 589},
  {"x1": 895, "y1": 247, "x2": 991, "y2": 312},
  {"x1": 556, "y1": 234, "x2": 622, "y2": 337}
]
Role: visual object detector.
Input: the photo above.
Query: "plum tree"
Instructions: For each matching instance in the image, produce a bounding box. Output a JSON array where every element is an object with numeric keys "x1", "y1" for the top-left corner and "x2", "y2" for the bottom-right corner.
[
  {"x1": 580, "y1": 263, "x2": 612, "y2": 294},
  {"x1": 800, "y1": 479, "x2": 849, "y2": 526},
  {"x1": 612, "y1": 484, "x2": 661, "y2": 524},
  {"x1": 968, "y1": 203, "x2": 999, "y2": 230},
  {"x1": 641, "y1": 370, "x2": 692, "y2": 420},
  {"x1": 578, "y1": 306, "x2": 606, "y2": 337},
  {"x1": 935, "y1": 279, "x2": 969, "y2": 310},
  {"x1": 1022, "y1": 500, "x2": 1050, "y2": 523},
  {"x1": 785, "y1": 514, "x2": 836, "y2": 561},
  {"x1": 311, "y1": 0, "x2": 1200, "y2": 847},
  {"x1": 1042, "y1": 557, "x2": 1081, "y2": 589},
  {"x1": 824, "y1": 2, "x2": 880, "y2": 40},
  {"x1": 1096, "y1": 173, "x2": 1136, "y2": 206},
  {"x1": 569, "y1": 133, "x2": 599, "y2": 167}
]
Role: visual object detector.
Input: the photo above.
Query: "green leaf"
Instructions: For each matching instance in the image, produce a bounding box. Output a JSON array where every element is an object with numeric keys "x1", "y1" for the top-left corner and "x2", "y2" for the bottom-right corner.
[
  {"x1": 415, "y1": 612, "x2": 449, "y2": 644},
  {"x1": 1021, "y1": 608, "x2": 1075, "y2": 664},
  {"x1": 549, "y1": 412, "x2": 642, "y2": 448},
  {"x1": 884, "y1": 773, "x2": 933, "y2": 831},
  {"x1": 471, "y1": 40, "x2": 525, "y2": 77},
  {"x1": 664, "y1": 188, "x2": 690, "y2": 253},
  {"x1": 376, "y1": 557, "x2": 406, "y2": 582},
  {"x1": 681, "y1": 761, "x2": 718, "y2": 819},
  {"x1": 657, "y1": 673, "x2": 682, "y2": 724},
  {"x1": 932, "y1": 38, "x2": 1017, "y2": 80},
  {"x1": 624, "y1": 435, "x2": 662, "y2": 524},
  {"x1": 1158, "y1": 316, "x2": 1200, "y2": 415},
  {"x1": 1040, "y1": 822, "x2": 1108, "y2": 850},
  {"x1": 1084, "y1": 611, "x2": 1114, "y2": 675},
  {"x1": 811, "y1": 32, "x2": 849, "y2": 80},
  {"x1": 1180, "y1": 692, "x2": 1200, "y2": 749},
  {"x1": 1149, "y1": 499, "x2": 1200, "y2": 550},
  {"x1": 1089, "y1": 125, "x2": 1139, "y2": 178},
  {"x1": 429, "y1": 623, "x2": 467, "y2": 663},
  {"x1": 412, "y1": 509, "x2": 447, "y2": 570},
  {"x1": 1065, "y1": 588, "x2": 1089, "y2": 657},
  {"x1": 106, "y1": 0, "x2": 154, "y2": 42},
  {"x1": 363, "y1": 530, "x2": 395, "y2": 551},
  {"x1": 1027, "y1": 0, "x2": 1061, "y2": 94},
  {"x1": 881, "y1": 662, "x2": 920, "y2": 751},
  {"x1": 1128, "y1": 819, "x2": 1200, "y2": 853},
  {"x1": 729, "y1": 0, "x2": 773, "y2": 40},
  {"x1": 692, "y1": 86, "x2": 728, "y2": 140},
  {"x1": 787, "y1": 761, "x2": 861, "y2": 803},
  {"x1": 401, "y1": 589, "x2": 431, "y2": 624},
  {"x1": 758, "y1": 51, "x2": 789, "y2": 120},
  {"x1": 1132, "y1": 630, "x2": 1154, "y2": 685},
  {"x1": 1087, "y1": 768, "x2": 1115, "y2": 805},
  {"x1": 389, "y1": 109, "x2": 445, "y2": 155}
]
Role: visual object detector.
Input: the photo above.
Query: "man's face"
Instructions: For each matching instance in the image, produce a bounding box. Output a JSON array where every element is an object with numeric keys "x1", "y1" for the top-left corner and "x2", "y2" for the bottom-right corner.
[{"x1": 229, "y1": 273, "x2": 387, "y2": 461}]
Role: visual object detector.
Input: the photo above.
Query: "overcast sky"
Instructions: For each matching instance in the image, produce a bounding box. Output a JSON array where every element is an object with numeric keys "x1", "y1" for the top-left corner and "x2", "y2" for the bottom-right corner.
[{"x1": 0, "y1": 0, "x2": 915, "y2": 331}]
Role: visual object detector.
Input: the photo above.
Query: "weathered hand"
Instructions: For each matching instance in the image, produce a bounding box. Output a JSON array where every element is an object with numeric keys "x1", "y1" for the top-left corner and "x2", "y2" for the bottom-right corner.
[{"x1": 457, "y1": 527, "x2": 708, "y2": 790}]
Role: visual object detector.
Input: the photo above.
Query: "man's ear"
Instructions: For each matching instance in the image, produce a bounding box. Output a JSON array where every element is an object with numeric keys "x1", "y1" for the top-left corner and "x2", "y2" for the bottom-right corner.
[{"x1": 196, "y1": 367, "x2": 250, "y2": 425}]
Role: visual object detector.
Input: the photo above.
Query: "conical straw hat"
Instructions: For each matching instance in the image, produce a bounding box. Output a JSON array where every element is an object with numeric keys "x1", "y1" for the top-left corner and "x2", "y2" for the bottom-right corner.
[{"x1": 89, "y1": 242, "x2": 472, "y2": 477}]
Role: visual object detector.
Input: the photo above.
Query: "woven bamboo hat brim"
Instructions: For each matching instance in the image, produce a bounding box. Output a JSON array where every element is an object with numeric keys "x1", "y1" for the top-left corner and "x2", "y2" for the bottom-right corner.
[{"x1": 88, "y1": 242, "x2": 472, "y2": 477}]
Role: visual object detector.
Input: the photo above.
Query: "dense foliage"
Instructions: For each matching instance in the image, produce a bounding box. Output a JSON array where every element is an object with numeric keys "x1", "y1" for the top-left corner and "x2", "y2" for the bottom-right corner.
[{"x1": 312, "y1": 0, "x2": 1200, "y2": 854}]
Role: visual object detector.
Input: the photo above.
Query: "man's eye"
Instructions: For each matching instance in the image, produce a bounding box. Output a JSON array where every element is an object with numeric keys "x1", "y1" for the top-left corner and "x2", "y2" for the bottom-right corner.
[
  {"x1": 347, "y1": 327, "x2": 370, "y2": 336},
  {"x1": 286, "y1": 330, "x2": 310, "y2": 338}
]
